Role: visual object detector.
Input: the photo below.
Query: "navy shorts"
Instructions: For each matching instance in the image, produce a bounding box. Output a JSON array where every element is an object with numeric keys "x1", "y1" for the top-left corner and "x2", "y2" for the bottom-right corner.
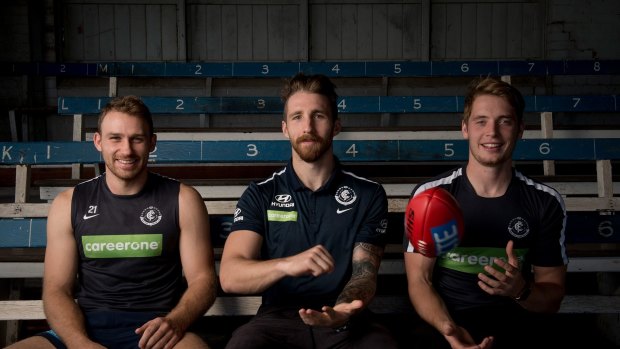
[{"x1": 37, "y1": 311, "x2": 165, "y2": 349}]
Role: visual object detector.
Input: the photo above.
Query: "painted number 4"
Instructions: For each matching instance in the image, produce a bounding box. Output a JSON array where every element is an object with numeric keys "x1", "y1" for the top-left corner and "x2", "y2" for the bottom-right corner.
[{"x1": 346, "y1": 144, "x2": 359, "y2": 157}]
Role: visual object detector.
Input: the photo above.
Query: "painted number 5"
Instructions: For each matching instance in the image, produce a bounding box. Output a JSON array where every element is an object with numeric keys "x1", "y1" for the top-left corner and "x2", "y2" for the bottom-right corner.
[{"x1": 444, "y1": 143, "x2": 455, "y2": 157}]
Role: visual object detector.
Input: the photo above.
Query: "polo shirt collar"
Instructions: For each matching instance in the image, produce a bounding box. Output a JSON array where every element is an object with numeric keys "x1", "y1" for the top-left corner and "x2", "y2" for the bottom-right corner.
[{"x1": 285, "y1": 156, "x2": 343, "y2": 192}]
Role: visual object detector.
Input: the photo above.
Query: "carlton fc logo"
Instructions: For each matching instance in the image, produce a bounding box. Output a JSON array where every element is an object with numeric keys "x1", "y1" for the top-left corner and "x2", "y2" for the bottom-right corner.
[
  {"x1": 335, "y1": 186, "x2": 357, "y2": 206},
  {"x1": 508, "y1": 217, "x2": 530, "y2": 238},
  {"x1": 140, "y1": 206, "x2": 162, "y2": 226}
]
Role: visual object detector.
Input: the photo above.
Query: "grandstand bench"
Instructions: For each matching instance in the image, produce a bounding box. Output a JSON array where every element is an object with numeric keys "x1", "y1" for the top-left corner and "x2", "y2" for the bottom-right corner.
[
  {"x1": 1, "y1": 139, "x2": 619, "y2": 343},
  {"x1": 3, "y1": 63, "x2": 620, "y2": 343}
]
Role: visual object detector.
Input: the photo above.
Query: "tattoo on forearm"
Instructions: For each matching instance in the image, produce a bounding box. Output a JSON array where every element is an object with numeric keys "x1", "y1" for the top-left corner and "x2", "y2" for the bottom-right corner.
[{"x1": 336, "y1": 242, "x2": 384, "y2": 305}]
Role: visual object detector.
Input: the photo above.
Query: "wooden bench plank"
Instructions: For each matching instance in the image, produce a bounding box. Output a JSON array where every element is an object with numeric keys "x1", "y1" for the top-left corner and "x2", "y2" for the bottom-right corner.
[
  {"x1": 56, "y1": 95, "x2": 620, "y2": 115},
  {"x1": 136, "y1": 129, "x2": 620, "y2": 141},
  {"x1": 5, "y1": 60, "x2": 620, "y2": 78},
  {"x1": 387, "y1": 197, "x2": 620, "y2": 213},
  {"x1": 1, "y1": 294, "x2": 618, "y2": 321},
  {"x1": 0, "y1": 297, "x2": 264, "y2": 320},
  {"x1": 1, "y1": 203, "x2": 619, "y2": 248},
  {"x1": 2, "y1": 205, "x2": 619, "y2": 246},
  {"x1": 39, "y1": 182, "x2": 620, "y2": 202},
  {"x1": 375, "y1": 256, "x2": 620, "y2": 274},
  {"x1": 2, "y1": 254, "x2": 617, "y2": 280},
  {"x1": 2, "y1": 138, "x2": 620, "y2": 165}
]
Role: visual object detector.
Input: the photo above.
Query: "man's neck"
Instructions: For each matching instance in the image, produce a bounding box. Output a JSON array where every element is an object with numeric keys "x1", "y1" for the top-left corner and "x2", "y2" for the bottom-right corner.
[
  {"x1": 292, "y1": 154, "x2": 335, "y2": 192},
  {"x1": 465, "y1": 161, "x2": 513, "y2": 198},
  {"x1": 105, "y1": 171, "x2": 149, "y2": 196}
]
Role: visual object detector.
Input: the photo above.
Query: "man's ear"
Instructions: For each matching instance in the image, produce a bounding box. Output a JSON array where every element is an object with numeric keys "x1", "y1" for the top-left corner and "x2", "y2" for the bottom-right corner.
[
  {"x1": 150, "y1": 134, "x2": 157, "y2": 152},
  {"x1": 517, "y1": 120, "x2": 525, "y2": 139},
  {"x1": 461, "y1": 120, "x2": 469, "y2": 139},
  {"x1": 282, "y1": 120, "x2": 290, "y2": 139},
  {"x1": 93, "y1": 132, "x2": 103, "y2": 151},
  {"x1": 333, "y1": 119, "x2": 342, "y2": 137}
]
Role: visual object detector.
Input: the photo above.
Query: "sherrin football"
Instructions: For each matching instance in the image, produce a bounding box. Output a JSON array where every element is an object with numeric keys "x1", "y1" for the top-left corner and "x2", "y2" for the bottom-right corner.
[{"x1": 405, "y1": 187, "x2": 464, "y2": 257}]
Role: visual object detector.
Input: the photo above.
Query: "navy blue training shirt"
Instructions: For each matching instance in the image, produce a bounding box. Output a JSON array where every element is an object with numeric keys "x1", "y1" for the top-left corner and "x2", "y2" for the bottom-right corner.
[{"x1": 231, "y1": 158, "x2": 389, "y2": 308}]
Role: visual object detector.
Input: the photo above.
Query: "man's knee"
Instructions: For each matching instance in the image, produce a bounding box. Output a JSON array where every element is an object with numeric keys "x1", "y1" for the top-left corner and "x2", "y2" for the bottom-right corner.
[
  {"x1": 173, "y1": 332, "x2": 210, "y2": 349},
  {"x1": 225, "y1": 323, "x2": 277, "y2": 349},
  {"x1": 5, "y1": 336, "x2": 57, "y2": 349}
]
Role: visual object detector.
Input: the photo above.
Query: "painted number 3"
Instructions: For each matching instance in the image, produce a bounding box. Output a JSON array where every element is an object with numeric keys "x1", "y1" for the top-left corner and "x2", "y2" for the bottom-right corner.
[{"x1": 246, "y1": 144, "x2": 258, "y2": 157}]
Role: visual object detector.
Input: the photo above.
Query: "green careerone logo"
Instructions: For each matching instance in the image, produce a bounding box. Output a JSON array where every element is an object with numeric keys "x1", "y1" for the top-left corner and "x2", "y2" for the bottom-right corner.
[
  {"x1": 82, "y1": 234, "x2": 163, "y2": 258},
  {"x1": 438, "y1": 246, "x2": 527, "y2": 274},
  {"x1": 267, "y1": 210, "x2": 298, "y2": 222}
]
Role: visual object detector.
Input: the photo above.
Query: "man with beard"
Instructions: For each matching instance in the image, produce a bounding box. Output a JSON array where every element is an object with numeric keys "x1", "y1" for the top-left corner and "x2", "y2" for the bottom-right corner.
[
  {"x1": 404, "y1": 77, "x2": 567, "y2": 349},
  {"x1": 220, "y1": 73, "x2": 399, "y2": 349}
]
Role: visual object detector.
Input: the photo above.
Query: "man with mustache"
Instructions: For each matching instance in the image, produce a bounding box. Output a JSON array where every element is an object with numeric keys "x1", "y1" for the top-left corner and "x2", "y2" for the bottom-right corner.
[{"x1": 220, "y1": 73, "x2": 399, "y2": 349}]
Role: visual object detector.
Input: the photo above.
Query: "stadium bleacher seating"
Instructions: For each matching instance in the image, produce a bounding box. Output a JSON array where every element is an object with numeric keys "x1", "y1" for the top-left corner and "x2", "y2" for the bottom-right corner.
[{"x1": 1, "y1": 59, "x2": 619, "y2": 347}]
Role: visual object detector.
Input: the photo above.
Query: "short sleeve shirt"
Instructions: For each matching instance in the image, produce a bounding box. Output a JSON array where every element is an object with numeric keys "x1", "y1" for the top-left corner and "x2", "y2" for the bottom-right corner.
[
  {"x1": 232, "y1": 158, "x2": 389, "y2": 307},
  {"x1": 403, "y1": 166, "x2": 568, "y2": 311}
]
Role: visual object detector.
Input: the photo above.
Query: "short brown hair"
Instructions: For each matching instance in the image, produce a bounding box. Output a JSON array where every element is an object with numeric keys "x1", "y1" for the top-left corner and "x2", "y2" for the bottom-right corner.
[
  {"x1": 463, "y1": 77, "x2": 525, "y2": 124},
  {"x1": 98, "y1": 95, "x2": 154, "y2": 136},
  {"x1": 281, "y1": 73, "x2": 339, "y2": 121}
]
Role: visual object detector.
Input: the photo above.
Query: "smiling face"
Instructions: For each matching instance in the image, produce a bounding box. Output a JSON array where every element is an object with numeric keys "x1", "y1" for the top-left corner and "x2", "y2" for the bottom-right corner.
[
  {"x1": 93, "y1": 110, "x2": 156, "y2": 188},
  {"x1": 282, "y1": 91, "x2": 341, "y2": 163},
  {"x1": 462, "y1": 94, "x2": 524, "y2": 168}
]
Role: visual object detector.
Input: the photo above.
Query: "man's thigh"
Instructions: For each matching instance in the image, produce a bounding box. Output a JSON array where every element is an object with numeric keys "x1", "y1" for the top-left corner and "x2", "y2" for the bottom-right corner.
[
  {"x1": 225, "y1": 307, "x2": 314, "y2": 349},
  {"x1": 173, "y1": 332, "x2": 210, "y2": 349},
  {"x1": 5, "y1": 335, "x2": 58, "y2": 349}
]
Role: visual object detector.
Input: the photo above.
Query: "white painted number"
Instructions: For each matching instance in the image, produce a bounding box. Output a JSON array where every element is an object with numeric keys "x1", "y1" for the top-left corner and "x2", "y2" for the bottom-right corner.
[
  {"x1": 444, "y1": 143, "x2": 454, "y2": 157},
  {"x1": 461, "y1": 63, "x2": 469, "y2": 73},
  {"x1": 528, "y1": 62, "x2": 535, "y2": 72},
  {"x1": 176, "y1": 99, "x2": 184, "y2": 110},
  {"x1": 346, "y1": 144, "x2": 359, "y2": 157},
  {"x1": 413, "y1": 99, "x2": 422, "y2": 110},
  {"x1": 195, "y1": 64, "x2": 202, "y2": 75},
  {"x1": 261, "y1": 65, "x2": 269, "y2": 75},
  {"x1": 394, "y1": 63, "x2": 401, "y2": 74},
  {"x1": 247, "y1": 144, "x2": 258, "y2": 157},
  {"x1": 338, "y1": 99, "x2": 347, "y2": 110},
  {"x1": 594, "y1": 61, "x2": 601, "y2": 72},
  {"x1": 60, "y1": 64, "x2": 66, "y2": 73},
  {"x1": 572, "y1": 98, "x2": 581, "y2": 108},
  {"x1": 539, "y1": 142, "x2": 550, "y2": 155},
  {"x1": 598, "y1": 220, "x2": 614, "y2": 238},
  {"x1": 332, "y1": 64, "x2": 340, "y2": 74},
  {"x1": 257, "y1": 99, "x2": 265, "y2": 109}
]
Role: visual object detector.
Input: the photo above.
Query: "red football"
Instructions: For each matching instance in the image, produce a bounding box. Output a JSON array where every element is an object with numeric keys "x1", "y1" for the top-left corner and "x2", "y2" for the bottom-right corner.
[{"x1": 405, "y1": 187, "x2": 464, "y2": 257}]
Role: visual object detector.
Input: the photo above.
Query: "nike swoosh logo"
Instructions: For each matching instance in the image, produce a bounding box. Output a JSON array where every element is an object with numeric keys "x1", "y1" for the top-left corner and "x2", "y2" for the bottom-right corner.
[
  {"x1": 336, "y1": 208, "x2": 353, "y2": 214},
  {"x1": 83, "y1": 214, "x2": 100, "y2": 220}
]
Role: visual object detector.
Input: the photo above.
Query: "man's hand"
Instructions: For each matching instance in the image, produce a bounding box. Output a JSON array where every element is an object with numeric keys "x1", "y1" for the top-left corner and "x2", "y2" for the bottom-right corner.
[
  {"x1": 280, "y1": 245, "x2": 335, "y2": 277},
  {"x1": 298, "y1": 300, "x2": 364, "y2": 328},
  {"x1": 478, "y1": 240, "x2": 527, "y2": 298},
  {"x1": 135, "y1": 316, "x2": 183, "y2": 349},
  {"x1": 442, "y1": 322, "x2": 494, "y2": 349}
]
